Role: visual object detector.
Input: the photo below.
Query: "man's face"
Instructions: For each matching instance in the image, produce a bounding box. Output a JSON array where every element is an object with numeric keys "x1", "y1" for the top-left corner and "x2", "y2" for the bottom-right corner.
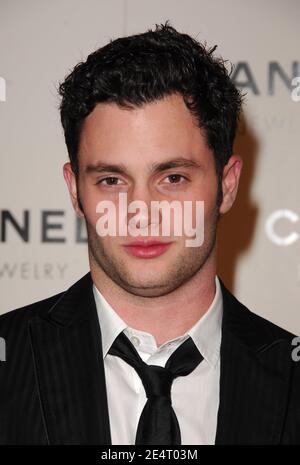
[{"x1": 64, "y1": 93, "x2": 238, "y2": 297}]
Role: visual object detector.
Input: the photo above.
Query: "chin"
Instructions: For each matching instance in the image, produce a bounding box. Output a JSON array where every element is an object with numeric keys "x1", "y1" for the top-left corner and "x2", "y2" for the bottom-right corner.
[
  {"x1": 125, "y1": 272, "x2": 166, "y2": 288},
  {"x1": 122, "y1": 255, "x2": 171, "y2": 272},
  {"x1": 120, "y1": 265, "x2": 170, "y2": 286}
]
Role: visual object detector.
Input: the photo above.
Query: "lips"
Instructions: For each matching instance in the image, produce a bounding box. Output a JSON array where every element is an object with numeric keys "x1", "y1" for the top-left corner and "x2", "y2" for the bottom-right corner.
[{"x1": 122, "y1": 240, "x2": 173, "y2": 258}]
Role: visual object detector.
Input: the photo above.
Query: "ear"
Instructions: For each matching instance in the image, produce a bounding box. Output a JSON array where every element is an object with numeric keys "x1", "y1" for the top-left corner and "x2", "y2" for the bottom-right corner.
[
  {"x1": 63, "y1": 162, "x2": 84, "y2": 218},
  {"x1": 219, "y1": 155, "x2": 243, "y2": 214}
]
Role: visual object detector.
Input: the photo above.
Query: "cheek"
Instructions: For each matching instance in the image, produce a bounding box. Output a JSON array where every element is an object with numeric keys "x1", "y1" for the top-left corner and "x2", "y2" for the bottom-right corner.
[
  {"x1": 80, "y1": 184, "x2": 105, "y2": 221},
  {"x1": 189, "y1": 185, "x2": 218, "y2": 231},
  {"x1": 201, "y1": 174, "x2": 219, "y2": 212}
]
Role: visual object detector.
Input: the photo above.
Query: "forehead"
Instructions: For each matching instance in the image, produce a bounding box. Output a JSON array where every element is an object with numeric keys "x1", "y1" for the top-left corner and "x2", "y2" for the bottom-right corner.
[{"x1": 78, "y1": 93, "x2": 211, "y2": 166}]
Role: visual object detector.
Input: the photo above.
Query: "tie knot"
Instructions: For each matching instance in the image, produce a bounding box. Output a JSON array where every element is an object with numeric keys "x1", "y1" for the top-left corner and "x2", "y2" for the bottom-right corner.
[
  {"x1": 136, "y1": 364, "x2": 174, "y2": 399},
  {"x1": 108, "y1": 332, "x2": 203, "y2": 399}
]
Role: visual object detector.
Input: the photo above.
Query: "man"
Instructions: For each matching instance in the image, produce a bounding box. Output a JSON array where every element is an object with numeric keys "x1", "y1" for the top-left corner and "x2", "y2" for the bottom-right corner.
[{"x1": 0, "y1": 22, "x2": 299, "y2": 445}]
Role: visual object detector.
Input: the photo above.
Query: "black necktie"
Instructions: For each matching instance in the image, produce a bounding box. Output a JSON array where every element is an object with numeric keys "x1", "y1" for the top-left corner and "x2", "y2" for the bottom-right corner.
[{"x1": 108, "y1": 331, "x2": 203, "y2": 445}]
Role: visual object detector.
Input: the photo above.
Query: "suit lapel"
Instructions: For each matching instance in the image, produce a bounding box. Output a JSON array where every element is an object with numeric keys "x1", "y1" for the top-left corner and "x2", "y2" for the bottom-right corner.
[
  {"x1": 28, "y1": 273, "x2": 112, "y2": 445},
  {"x1": 215, "y1": 280, "x2": 292, "y2": 444}
]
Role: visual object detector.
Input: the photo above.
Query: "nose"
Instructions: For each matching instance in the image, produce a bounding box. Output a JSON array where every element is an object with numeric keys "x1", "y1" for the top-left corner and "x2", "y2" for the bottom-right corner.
[{"x1": 127, "y1": 185, "x2": 162, "y2": 235}]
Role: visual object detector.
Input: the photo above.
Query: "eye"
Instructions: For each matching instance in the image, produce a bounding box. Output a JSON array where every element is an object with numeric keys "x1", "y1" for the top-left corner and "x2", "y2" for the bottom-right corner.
[
  {"x1": 97, "y1": 176, "x2": 122, "y2": 186},
  {"x1": 164, "y1": 174, "x2": 188, "y2": 184}
]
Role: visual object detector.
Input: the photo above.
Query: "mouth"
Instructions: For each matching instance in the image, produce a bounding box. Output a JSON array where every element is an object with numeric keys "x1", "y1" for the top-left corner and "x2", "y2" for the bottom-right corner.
[{"x1": 122, "y1": 240, "x2": 174, "y2": 259}]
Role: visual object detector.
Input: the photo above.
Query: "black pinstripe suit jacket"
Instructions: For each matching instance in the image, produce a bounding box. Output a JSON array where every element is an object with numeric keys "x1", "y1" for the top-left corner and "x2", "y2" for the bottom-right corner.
[{"x1": 0, "y1": 272, "x2": 299, "y2": 444}]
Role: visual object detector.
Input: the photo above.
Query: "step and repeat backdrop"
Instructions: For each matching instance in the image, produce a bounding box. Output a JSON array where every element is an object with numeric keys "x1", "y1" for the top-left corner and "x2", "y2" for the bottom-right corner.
[{"x1": 0, "y1": 0, "x2": 299, "y2": 333}]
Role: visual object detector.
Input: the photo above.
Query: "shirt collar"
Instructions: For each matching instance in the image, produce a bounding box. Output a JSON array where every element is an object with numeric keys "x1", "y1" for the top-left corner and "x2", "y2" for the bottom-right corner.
[{"x1": 93, "y1": 276, "x2": 223, "y2": 368}]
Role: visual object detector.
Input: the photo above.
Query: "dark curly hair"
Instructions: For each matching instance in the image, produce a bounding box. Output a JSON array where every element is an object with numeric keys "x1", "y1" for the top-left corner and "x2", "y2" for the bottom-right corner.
[{"x1": 58, "y1": 22, "x2": 243, "y2": 205}]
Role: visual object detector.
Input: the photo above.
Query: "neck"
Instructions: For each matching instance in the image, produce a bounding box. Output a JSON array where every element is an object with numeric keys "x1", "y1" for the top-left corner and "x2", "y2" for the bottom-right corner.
[{"x1": 90, "y1": 250, "x2": 217, "y2": 347}]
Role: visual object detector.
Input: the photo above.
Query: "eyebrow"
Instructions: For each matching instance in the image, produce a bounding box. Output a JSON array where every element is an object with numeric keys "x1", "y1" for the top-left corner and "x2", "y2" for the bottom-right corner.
[
  {"x1": 84, "y1": 157, "x2": 203, "y2": 176},
  {"x1": 151, "y1": 158, "x2": 203, "y2": 174},
  {"x1": 85, "y1": 162, "x2": 129, "y2": 175}
]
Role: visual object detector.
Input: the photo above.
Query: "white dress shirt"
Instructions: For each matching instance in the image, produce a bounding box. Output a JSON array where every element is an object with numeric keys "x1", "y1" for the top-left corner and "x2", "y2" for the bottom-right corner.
[{"x1": 92, "y1": 276, "x2": 223, "y2": 445}]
